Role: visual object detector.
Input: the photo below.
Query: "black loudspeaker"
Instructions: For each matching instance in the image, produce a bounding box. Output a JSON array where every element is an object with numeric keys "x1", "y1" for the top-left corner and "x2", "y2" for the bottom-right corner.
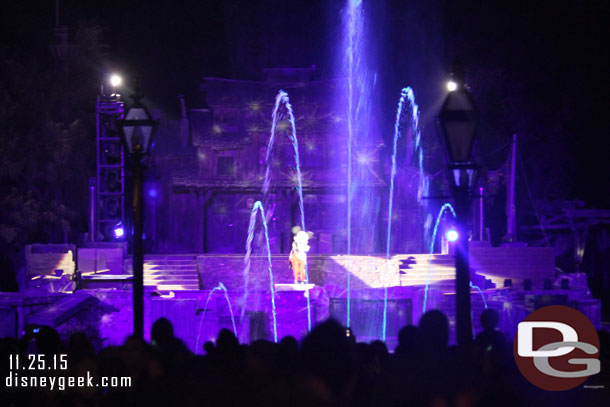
[{"x1": 328, "y1": 298, "x2": 412, "y2": 343}]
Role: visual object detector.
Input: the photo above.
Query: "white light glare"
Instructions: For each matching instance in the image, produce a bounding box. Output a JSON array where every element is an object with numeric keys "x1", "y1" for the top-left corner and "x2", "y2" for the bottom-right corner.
[
  {"x1": 110, "y1": 74, "x2": 122, "y2": 87},
  {"x1": 446, "y1": 80, "x2": 458, "y2": 92},
  {"x1": 446, "y1": 229, "x2": 459, "y2": 242},
  {"x1": 113, "y1": 224, "x2": 124, "y2": 239}
]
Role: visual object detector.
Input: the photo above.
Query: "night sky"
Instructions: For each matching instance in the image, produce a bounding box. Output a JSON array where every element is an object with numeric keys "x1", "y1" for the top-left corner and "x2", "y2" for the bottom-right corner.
[{"x1": 1, "y1": 0, "x2": 609, "y2": 206}]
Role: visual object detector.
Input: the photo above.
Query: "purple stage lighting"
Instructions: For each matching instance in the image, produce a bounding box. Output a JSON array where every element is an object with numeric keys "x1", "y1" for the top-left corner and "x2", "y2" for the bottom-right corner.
[
  {"x1": 113, "y1": 223, "x2": 124, "y2": 239},
  {"x1": 446, "y1": 229, "x2": 459, "y2": 242}
]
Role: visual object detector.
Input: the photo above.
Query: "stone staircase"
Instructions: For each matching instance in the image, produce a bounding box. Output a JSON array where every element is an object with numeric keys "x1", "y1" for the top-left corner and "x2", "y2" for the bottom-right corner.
[
  {"x1": 397, "y1": 254, "x2": 457, "y2": 288},
  {"x1": 397, "y1": 254, "x2": 492, "y2": 290},
  {"x1": 143, "y1": 255, "x2": 200, "y2": 291}
]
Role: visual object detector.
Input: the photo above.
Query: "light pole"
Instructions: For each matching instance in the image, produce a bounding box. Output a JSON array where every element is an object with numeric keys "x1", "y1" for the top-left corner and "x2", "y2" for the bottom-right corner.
[
  {"x1": 118, "y1": 88, "x2": 158, "y2": 339},
  {"x1": 437, "y1": 67, "x2": 479, "y2": 348}
]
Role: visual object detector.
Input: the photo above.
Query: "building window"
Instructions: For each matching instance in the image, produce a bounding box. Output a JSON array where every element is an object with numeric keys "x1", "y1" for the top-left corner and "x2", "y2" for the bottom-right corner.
[{"x1": 217, "y1": 156, "x2": 235, "y2": 176}]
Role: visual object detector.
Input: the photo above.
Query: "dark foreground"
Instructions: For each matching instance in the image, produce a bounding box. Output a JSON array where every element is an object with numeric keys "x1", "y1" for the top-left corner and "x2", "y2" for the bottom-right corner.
[{"x1": 1, "y1": 310, "x2": 609, "y2": 407}]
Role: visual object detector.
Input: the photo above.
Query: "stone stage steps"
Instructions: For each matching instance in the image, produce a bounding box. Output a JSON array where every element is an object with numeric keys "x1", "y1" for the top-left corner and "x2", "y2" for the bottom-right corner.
[
  {"x1": 143, "y1": 255, "x2": 200, "y2": 291},
  {"x1": 156, "y1": 253, "x2": 491, "y2": 292},
  {"x1": 397, "y1": 254, "x2": 458, "y2": 288}
]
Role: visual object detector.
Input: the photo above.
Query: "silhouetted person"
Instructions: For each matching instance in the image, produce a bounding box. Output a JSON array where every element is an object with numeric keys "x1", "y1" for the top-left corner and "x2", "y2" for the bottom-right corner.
[
  {"x1": 300, "y1": 319, "x2": 354, "y2": 401},
  {"x1": 279, "y1": 335, "x2": 299, "y2": 374},
  {"x1": 151, "y1": 317, "x2": 175, "y2": 349},
  {"x1": 418, "y1": 310, "x2": 449, "y2": 353},
  {"x1": 68, "y1": 332, "x2": 95, "y2": 361},
  {"x1": 204, "y1": 329, "x2": 245, "y2": 407},
  {"x1": 202, "y1": 340, "x2": 215, "y2": 355},
  {"x1": 394, "y1": 325, "x2": 418, "y2": 355},
  {"x1": 474, "y1": 309, "x2": 506, "y2": 352},
  {"x1": 150, "y1": 318, "x2": 190, "y2": 362},
  {"x1": 370, "y1": 340, "x2": 389, "y2": 366},
  {"x1": 216, "y1": 328, "x2": 239, "y2": 354},
  {"x1": 279, "y1": 335, "x2": 298, "y2": 353},
  {"x1": 35, "y1": 325, "x2": 62, "y2": 356}
]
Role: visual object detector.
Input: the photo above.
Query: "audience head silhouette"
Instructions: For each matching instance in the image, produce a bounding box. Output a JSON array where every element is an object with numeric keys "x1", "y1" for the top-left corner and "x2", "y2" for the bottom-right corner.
[
  {"x1": 216, "y1": 328, "x2": 239, "y2": 354},
  {"x1": 1, "y1": 311, "x2": 584, "y2": 406},
  {"x1": 418, "y1": 310, "x2": 449, "y2": 351},
  {"x1": 395, "y1": 325, "x2": 418, "y2": 354},
  {"x1": 480, "y1": 308, "x2": 500, "y2": 331},
  {"x1": 151, "y1": 317, "x2": 174, "y2": 348}
]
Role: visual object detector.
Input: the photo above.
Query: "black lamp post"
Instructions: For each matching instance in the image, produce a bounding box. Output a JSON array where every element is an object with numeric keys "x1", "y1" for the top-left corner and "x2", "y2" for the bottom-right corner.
[
  {"x1": 437, "y1": 68, "x2": 479, "y2": 349},
  {"x1": 118, "y1": 90, "x2": 158, "y2": 339}
]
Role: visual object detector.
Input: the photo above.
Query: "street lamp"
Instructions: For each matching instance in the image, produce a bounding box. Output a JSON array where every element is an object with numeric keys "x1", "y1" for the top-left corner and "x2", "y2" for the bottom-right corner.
[
  {"x1": 437, "y1": 66, "x2": 479, "y2": 349},
  {"x1": 110, "y1": 74, "x2": 122, "y2": 88},
  {"x1": 118, "y1": 89, "x2": 158, "y2": 339}
]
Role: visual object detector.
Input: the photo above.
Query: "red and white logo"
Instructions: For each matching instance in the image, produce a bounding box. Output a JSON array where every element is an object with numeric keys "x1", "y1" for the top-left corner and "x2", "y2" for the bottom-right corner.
[{"x1": 513, "y1": 305, "x2": 600, "y2": 391}]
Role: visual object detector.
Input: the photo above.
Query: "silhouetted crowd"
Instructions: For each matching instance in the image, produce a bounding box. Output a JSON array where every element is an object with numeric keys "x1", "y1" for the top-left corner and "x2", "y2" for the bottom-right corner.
[{"x1": 1, "y1": 309, "x2": 609, "y2": 407}]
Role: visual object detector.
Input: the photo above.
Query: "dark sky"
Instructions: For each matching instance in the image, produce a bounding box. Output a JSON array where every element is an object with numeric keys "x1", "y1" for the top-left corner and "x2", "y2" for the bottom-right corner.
[
  {"x1": 1, "y1": 0, "x2": 609, "y2": 205},
  {"x1": 2, "y1": 1, "x2": 607, "y2": 109}
]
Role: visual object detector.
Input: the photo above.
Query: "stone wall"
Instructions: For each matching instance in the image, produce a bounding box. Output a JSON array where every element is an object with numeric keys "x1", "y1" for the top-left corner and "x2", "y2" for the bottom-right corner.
[
  {"x1": 77, "y1": 248, "x2": 124, "y2": 274},
  {"x1": 469, "y1": 246, "x2": 556, "y2": 288},
  {"x1": 24, "y1": 244, "x2": 75, "y2": 291},
  {"x1": 196, "y1": 246, "x2": 558, "y2": 292},
  {"x1": 196, "y1": 254, "x2": 402, "y2": 292}
]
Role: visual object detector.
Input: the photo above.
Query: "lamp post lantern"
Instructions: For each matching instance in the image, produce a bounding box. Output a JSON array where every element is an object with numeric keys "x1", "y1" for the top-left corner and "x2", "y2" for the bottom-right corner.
[
  {"x1": 118, "y1": 89, "x2": 158, "y2": 339},
  {"x1": 437, "y1": 67, "x2": 479, "y2": 349}
]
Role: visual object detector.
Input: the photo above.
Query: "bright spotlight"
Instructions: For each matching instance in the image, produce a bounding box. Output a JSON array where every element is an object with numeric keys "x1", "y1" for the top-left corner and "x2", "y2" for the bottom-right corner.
[
  {"x1": 446, "y1": 229, "x2": 459, "y2": 242},
  {"x1": 446, "y1": 80, "x2": 457, "y2": 92},
  {"x1": 113, "y1": 223, "x2": 124, "y2": 239},
  {"x1": 110, "y1": 74, "x2": 122, "y2": 88}
]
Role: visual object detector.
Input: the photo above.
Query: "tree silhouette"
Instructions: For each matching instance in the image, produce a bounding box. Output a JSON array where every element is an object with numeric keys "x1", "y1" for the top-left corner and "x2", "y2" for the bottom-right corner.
[{"x1": 0, "y1": 22, "x2": 104, "y2": 254}]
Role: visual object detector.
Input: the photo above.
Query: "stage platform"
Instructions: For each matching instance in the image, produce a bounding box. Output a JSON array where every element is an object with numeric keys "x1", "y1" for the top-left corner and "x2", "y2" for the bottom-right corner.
[
  {"x1": 1, "y1": 246, "x2": 599, "y2": 352},
  {"x1": 0, "y1": 283, "x2": 600, "y2": 353}
]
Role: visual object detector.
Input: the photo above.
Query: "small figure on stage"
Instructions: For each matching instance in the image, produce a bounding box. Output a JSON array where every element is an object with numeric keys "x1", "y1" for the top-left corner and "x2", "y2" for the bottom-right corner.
[{"x1": 289, "y1": 227, "x2": 311, "y2": 284}]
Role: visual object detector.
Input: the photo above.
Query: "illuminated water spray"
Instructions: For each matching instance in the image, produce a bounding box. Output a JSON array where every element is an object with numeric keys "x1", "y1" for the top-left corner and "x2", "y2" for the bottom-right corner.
[
  {"x1": 422, "y1": 203, "x2": 488, "y2": 313},
  {"x1": 219, "y1": 283, "x2": 237, "y2": 333},
  {"x1": 381, "y1": 87, "x2": 419, "y2": 340},
  {"x1": 344, "y1": 0, "x2": 366, "y2": 330},
  {"x1": 423, "y1": 203, "x2": 456, "y2": 313},
  {"x1": 470, "y1": 282, "x2": 488, "y2": 309},
  {"x1": 195, "y1": 282, "x2": 237, "y2": 352},
  {"x1": 263, "y1": 90, "x2": 311, "y2": 332},
  {"x1": 243, "y1": 201, "x2": 277, "y2": 342}
]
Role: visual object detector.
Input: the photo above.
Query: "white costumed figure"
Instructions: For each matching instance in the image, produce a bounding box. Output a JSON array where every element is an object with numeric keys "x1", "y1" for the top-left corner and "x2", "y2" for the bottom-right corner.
[{"x1": 289, "y1": 229, "x2": 311, "y2": 284}]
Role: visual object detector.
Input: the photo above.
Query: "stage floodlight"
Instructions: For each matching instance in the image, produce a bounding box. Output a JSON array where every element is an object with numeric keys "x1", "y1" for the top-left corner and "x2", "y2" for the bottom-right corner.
[
  {"x1": 110, "y1": 74, "x2": 122, "y2": 88},
  {"x1": 446, "y1": 229, "x2": 459, "y2": 242},
  {"x1": 113, "y1": 223, "x2": 125, "y2": 239}
]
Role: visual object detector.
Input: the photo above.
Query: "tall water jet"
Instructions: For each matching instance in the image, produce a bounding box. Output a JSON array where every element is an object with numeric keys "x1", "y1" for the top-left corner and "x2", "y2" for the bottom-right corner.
[
  {"x1": 423, "y1": 203, "x2": 456, "y2": 313},
  {"x1": 195, "y1": 282, "x2": 237, "y2": 352},
  {"x1": 218, "y1": 282, "x2": 237, "y2": 334},
  {"x1": 243, "y1": 201, "x2": 278, "y2": 342},
  {"x1": 422, "y1": 203, "x2": 489, "y2": 315},
  {"x1": 382, "y1": 87, "x2": 420, "y2": 340},
  {"x1": 470, "y1": 281, "x2": 488, "y2": 309},
  {"x1": 343, "y1": 0, "x2": 366, "y2": 330},
  {"x1": 263, "y1": 90, "x2": 312, "y2": 332}
]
